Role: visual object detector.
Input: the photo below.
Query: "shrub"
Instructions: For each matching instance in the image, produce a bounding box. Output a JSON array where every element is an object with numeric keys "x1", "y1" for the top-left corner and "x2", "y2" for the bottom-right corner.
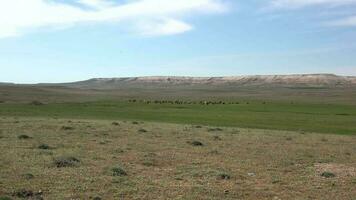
[
  {"x1": 30, "y1": 101, "x2": 44, "y2": 106},
  {"x1": 18, "y1": 135, "x2": 31, "y2": 139},
  {"x1": 217, "y1": 172, "x2": 231, "y2": 180},
  {"x1": 321, "y1": 172, "x2": 335, "y2": 178},
  {"x1": 53, "y1": 156, "x2": 80, "y2": 168},
  {"x1": 14, "y1": 189, "x2": 33, "y2": 198},
  {"x1": 61, "y1": 126, "x2": 74, "y2": 130},
  {"x1": 112, "y1": 166, "x2": 127, "y2": 176},
  {"x1": 189, "y1": 141, "x2": 204, "y2": 146},
  {"x1": 213, "y1": 136, "x2": 222, "y2": 141},
  {"x1": 138, "y1": 129, "x2": 147, "y2": 133},
  {"x1": 208, "y1": 128, "x2": 223, "y2": 132},
  {"x1": 38, "y1": 144, "x2": 51, "y2": 150},
  {"x1": 23, "y1": 173, "x2": 34, "y2": 180}
]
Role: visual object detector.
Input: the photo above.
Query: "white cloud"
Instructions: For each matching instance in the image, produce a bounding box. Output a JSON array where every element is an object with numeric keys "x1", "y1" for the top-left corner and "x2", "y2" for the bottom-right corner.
[
  {"x1": 78, "y1": 0, "x2": 113, "y2": 9},
  {"x1": 270, "y1": 0, "x2": 356, "y2": 9},
  {"x1": 135, "y1": 18, "x2": 193, "y2": 36},
  {"x1": 0, "y1": 0, "x2": 227, "y2": 38},
  {"x1": 327, "y1": 15, "x2": 356, "y2": 26},
  {"x1": 267, "y1": 0, "x2": 356, "y2": 28}
]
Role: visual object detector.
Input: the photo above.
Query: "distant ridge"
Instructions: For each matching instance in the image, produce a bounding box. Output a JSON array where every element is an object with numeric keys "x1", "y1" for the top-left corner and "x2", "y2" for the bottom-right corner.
[{"x1": 56, "y1": 74, "x2": 356, "y2": 89}]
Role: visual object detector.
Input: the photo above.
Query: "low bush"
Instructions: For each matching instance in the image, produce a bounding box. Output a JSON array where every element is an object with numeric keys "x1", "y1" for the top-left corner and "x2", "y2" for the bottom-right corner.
[
  {"x1": 18, "y1": 135, "x2": 31, "y2": 139},
  {"x1": 112, "y1": 166, "x2": 127, "y2": 176},
  {"x1": 53, "y1": 156, "x2": 80, "y2": 168}
]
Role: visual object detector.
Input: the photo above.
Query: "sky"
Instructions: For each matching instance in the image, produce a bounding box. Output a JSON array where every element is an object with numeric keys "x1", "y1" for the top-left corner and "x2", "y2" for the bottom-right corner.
[{"x1": 0, "y1": 0, "x2": 356, "y2": 83}]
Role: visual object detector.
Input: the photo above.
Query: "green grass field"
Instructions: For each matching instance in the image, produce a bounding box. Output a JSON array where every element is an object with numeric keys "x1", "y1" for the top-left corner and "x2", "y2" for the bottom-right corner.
[{"x1": 1, "y1": 100, "x2": 356, "y2": 135}]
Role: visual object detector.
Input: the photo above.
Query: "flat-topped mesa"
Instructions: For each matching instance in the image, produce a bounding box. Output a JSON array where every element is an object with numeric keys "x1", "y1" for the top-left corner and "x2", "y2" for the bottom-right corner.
[{"x1": 74, "y1": 74, "x2": 356, "y2": 88}]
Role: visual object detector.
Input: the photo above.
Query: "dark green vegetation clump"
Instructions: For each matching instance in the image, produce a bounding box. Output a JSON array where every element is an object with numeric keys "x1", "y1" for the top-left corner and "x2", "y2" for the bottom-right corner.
[
  {"x1": 208, "y1": 128, "x2": 223, "y2": 132},
  {"x1": 61, "y1": 126, "x2": 74, "y2": 130},
  {"x1": 189, "y1": 141, "x2": 204, "y2": 146},
  {"x1": 217, "y1": 172, "x2": 231, "y2": 180},
  {"x1": 321, "y1": 172, "x2": 336, "y2": 178},
  {"x1": 22, "y1": 173, "x2": 34, "y2": 180},
  {"x1": 138, "y1": 128, "x2": 147, "y2": 133},
  {"x1": 53, "y1": 156, "x2": 80, "y2": 168},
  {"x1": 17, "y1": 135, "x2": 31, "y2": 139},
  {"x1": 29, "y1": 101, "x2": 44, "y2": 106},
  {"x1": 15, "y1": 189, "x2": 43, "y2": 199},
  {"x1": 112, "y1": 166, "x2": 127, "y2": 176},
  {"x1": 38, "y1": 144, "x2": 51, "y2": 150}
]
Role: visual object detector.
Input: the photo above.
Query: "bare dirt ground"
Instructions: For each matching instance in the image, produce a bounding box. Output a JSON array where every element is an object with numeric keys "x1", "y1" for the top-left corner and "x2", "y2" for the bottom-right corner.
[{"x1": 0, "y1": 117, "x2": 355, "y2": 199}]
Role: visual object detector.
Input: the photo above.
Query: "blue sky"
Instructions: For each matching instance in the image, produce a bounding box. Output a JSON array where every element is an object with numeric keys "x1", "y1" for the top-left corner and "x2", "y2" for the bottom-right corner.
[{"x1": 0, "y1": 0, "x2": 356, "y2": 83}]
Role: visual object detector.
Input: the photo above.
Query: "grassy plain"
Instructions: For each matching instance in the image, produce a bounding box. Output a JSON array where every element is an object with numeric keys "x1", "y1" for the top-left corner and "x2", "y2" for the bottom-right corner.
[
  {"x1": 0, "y1": 117, "x2": 355, "y2": 199},
  {"x1": 0, "y1": 84, "x2": 356, "y2": 199},
  {"x1": 0, "y1": 101, "x2": 356, "y2": 135}
]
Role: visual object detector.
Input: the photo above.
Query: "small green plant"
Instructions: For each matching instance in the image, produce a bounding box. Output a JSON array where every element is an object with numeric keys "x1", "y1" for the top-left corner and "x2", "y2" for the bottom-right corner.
[
  {"x1": 189, "y1": 141, "x2": 204, "y2": 146},
  {"x1": 213, "y1": 135, "x2": 222, "y2": 141},
  {"x1": 30, "y1": 101, "x2": 44, "y2": 106},
  {"x1": 13, "y1": 189, "x2": 34, "y2": 198},
  {"x1": 112, "y1": 166, "x2": 127, "y2": 176},
  {"x1": 18, "y1": 135, "x2": 31, "y2": 139},
  {"x1": 321, "y1": 172, "x2": 336, "y2": 178},
  {"x1": 23, "y1": 173, "x2": 34, "y2": 180},
  {"x1": 61, "y1": 126, "x2": 74, "y2": 130},
  {"x1": 138, "y1": 128, "x2": 147, "y2": 133},
  {"x1": 208, "y1": 128, "x2": 223, "y2": 132},
  {"x1": 38, "y1": 144, "x2": 51, "y2": 150},
  {"x1": 217, "y1": 172, "x2": 231, "y2": 180},
  {"x1": 53, "y1": 156, "x2": 80, "y2": 168}
]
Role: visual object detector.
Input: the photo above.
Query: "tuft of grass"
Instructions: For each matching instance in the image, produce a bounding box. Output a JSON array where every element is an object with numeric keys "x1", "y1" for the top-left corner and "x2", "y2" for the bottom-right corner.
[
  {"x1": 38, "y1": 144, "x2": 51, "y2": 150},
  {"x1": 29, "y1": 101, "x2": 44, "y2": 106},
  {"x1": 17, "y1": 135, "x2": 31, "y2": 139},
  {"x1": 189, "y1": 140, "x2": 204, "y2": 146},
  {"x1": 112, "y1": 166, "x2": 127, "y2": 176},
  {"x1": 13, "y1": 189, "x2": 33, "y2": 198},
  {"x1": 61, "y1": 126, "x2": 74, "y2": 130},
  {"x1": 208, "y1": 128, "x2": 223, "y2": 132},
  {"x1": 321, "y1": 172, "x2": 336, "y2": 178},
  {"x1": 213, "y1": 135, "x2": 222, "y2": 141},
  {"x1": 22, "y1": 173, "x2": 34, "y2": 180},
  {"x1": 138, "y1": 128, "x2": 147, "y2": 133},
  {"x1": 53, "y1": 156, "x2": 80, "y2": 168},
  {"x1": 217, "y1": 172, "x2": 231, "y2": 180}
]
